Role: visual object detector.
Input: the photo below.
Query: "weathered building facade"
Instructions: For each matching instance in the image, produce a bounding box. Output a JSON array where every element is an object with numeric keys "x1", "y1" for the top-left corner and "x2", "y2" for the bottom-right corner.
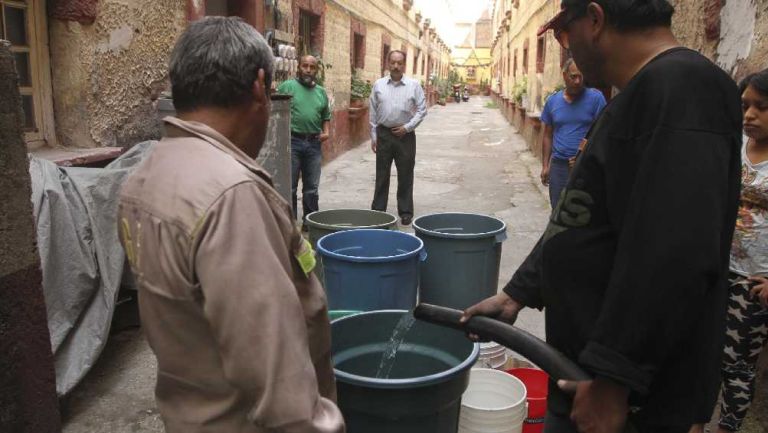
[
  {"x1": 489, "y1": 0, "x2": 567, "y2": 158},
  {"x1": 490, "y1": 0, "x2": 768, "y2": 161},
  {"x1": 8, "y1": 0, "x2": 451, "y2": 163}
]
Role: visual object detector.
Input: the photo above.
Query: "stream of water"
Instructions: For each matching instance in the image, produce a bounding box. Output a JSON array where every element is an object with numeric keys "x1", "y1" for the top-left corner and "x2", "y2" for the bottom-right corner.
[{"x1": 374, "y1": 314, "x2": 417, "y2": 379}]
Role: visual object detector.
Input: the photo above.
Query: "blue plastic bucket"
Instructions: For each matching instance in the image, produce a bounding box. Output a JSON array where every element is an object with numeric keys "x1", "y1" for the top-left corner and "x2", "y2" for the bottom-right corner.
[{"x1": 317, "y1": 229, "x2": 426, "y2": 311}]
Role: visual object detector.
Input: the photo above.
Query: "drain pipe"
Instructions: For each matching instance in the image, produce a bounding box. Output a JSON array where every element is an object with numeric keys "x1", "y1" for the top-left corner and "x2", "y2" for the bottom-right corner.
[{"x1": 413, "y1": 303, "x2": 591, "y2": 382}]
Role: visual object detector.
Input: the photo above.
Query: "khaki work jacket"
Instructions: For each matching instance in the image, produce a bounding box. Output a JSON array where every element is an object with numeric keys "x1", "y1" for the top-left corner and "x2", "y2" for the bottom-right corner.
[{"x1": 118, "y1": 117, "x2": 344, "y2": 433}]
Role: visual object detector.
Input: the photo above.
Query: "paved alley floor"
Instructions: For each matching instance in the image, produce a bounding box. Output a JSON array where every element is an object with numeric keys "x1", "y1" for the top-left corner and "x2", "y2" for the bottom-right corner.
[{"x1": 61, "y1": 96, "x2": 550, "y2": 432}]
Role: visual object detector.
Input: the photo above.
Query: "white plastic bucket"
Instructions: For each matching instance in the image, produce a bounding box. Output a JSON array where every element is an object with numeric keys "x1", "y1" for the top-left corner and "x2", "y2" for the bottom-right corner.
[
  {"x1": 459, "y1": 368, "x2": 528, "y2": 433},
  {"x1": 478, "y1": 342, "x2": 508, "y2": 369}
]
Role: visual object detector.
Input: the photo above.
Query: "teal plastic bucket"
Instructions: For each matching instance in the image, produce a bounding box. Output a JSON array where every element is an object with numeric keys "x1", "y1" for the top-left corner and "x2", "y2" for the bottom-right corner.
[
  {"x1": 317, "y1": 229, "x2": 425, "y2": 311},
  {"x1": 413, "y1": 213, "x2": 507, "y2": 309},
  {"x1": 305, "y1": 209, "x2": 398, "y2": 284},
  {"x1": 332, "y1": 310, "x2": 479, "y2": 433}
]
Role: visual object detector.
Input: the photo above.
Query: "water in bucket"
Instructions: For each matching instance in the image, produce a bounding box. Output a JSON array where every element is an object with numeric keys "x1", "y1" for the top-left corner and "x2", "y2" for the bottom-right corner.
[
  {"x1": 376, "y1": 314, "x2": 417, "y2": 378},
  {"x1": 332, "y1": 311, "x2": 479, "y2": 433}
]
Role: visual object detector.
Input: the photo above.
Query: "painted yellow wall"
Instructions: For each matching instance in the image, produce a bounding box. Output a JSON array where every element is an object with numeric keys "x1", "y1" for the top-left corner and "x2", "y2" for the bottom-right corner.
[{"x1": 452, "y1": 47, "x2": 491, "y2": 85}]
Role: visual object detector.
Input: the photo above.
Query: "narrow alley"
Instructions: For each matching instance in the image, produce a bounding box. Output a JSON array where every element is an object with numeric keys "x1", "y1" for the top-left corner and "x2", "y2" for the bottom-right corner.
[{"x1": 60, "y1": 96, "x2": 550, "y2": 432}]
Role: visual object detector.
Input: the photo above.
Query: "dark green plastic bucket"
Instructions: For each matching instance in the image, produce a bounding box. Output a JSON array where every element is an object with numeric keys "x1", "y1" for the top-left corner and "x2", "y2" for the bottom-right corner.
[
  {"x1": 332, "y1": 310, "x2": 479, "y2": 433},
  {"x1": 413, "y1": 213, "x2": 507, "y2": 310},
  {"x1": 305, "y1": 209, "x2": 398, "y2": 283},
  {"x1": 328, "y1": 310, "x2": 361, "y2": 321}
]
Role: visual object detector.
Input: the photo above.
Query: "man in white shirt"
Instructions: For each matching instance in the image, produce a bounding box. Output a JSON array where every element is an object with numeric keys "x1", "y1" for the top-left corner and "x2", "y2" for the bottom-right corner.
[{"x1": 369, "y1": 50, "x2": 427, "y2": 226}]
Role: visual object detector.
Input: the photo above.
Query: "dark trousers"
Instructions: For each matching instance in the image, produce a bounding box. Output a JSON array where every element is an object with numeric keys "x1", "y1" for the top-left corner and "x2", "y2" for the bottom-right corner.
[
  {"x1": 549, "y1": 157, "x2": 570, "y2": 208},
  {"x1": 371, "y1": 126, "x2": 415, "y2": 218},
  {"x1": 544, "y1": 411, "x2": 690, "y2": 433},
  {"x1": 719, "y1": 274, "x2": 768, "y2": 431},
  {"x1": 290, "y1": 135, "x2": 322, "y2": 221}
]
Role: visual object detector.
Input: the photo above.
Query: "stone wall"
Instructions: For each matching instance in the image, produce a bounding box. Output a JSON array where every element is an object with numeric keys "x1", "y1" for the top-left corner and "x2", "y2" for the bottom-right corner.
[
  {"x1": 674, "y1": 0, "x2": 768, "y2": 80},
  {"x1": 0, "y1": 41, "x2": 60, "y2": 433},
  {"x1": 49, "y1": 0, "x2": 187, "y2": 149}
]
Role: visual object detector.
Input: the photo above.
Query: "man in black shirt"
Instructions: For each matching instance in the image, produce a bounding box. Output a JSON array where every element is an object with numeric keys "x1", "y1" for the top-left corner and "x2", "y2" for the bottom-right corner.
[{"x1": 462, "y1": 1, "x2": 743, "y2": 432}]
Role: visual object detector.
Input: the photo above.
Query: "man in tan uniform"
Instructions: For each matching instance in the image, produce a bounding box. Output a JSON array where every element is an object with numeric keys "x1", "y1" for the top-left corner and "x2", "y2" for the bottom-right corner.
[{"x1": 118, "y1": 17, "x2": 344, "y2": 433}]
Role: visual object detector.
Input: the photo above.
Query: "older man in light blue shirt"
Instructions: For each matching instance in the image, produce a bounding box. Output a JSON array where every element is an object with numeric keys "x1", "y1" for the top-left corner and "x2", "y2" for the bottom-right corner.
[{"x1": 369, "y1": 50, "x2": 427, "y2": 226}]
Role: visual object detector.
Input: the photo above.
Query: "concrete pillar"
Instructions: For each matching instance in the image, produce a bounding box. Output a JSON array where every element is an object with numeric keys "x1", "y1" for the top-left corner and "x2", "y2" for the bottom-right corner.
[{"x1": 0, "y1": 41, "x2": 61, "y2": 433}]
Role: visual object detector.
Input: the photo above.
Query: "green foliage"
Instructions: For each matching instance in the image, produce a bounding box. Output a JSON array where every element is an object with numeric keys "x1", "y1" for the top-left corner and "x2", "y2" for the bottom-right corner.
[
  {"x1": 313, "y1": 54, "x2": 332, "y2": 87},
  {"x1": 447, "y1": 70, "x2": 462, "y2": 87},
  {"x1": 512, "y1": 76, "x2": 528, "y2": 104},
  {"x1": 432, "y1": 77, "x2": 452, "y2": 99},
  {"x1": 543, "y1": 84, "x2": 565, "y2": 103},
  {"x1": 350, "y1": 68, "x2": 372, "y2": 100},
  {"x1": 484, "y1": 100, "x2": 498, "y2": 109},
  {"x1": 480, "y1": 77, "x2": 490, "y2": 91}
]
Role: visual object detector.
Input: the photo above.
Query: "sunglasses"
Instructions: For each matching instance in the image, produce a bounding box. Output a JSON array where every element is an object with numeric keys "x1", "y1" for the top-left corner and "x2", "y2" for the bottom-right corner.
[{"x1": 553, "y1": 10, "x2": 585, "y2": 49}]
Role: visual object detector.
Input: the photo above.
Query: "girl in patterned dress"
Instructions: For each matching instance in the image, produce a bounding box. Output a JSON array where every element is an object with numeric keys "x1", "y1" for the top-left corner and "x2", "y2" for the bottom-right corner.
[{"x1": 718, "y1": 69, "x2": 768, "y2": 432}]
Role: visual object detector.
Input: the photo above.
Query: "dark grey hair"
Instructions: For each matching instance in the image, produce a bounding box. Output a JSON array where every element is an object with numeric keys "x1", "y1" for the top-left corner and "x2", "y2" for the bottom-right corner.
[
  {"x1": 169, "y1": 17, "x2": 274, "y2": 112},
  {"x1": 562, "y1": 58, "x2": 576, "y2": 74},
  {"x1": 387, "y1": 50, "x2": 407, "y2": 62}
]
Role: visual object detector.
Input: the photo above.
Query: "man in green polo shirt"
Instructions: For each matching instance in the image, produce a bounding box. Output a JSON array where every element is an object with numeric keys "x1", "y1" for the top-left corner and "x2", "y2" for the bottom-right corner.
[{"x1": 277, "y1": 55, "x2": 331, "y2": 228}]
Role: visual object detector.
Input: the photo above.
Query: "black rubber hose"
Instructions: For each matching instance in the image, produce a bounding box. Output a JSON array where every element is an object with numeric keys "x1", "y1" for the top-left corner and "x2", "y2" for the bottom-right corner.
[{"x1": 413, "y1": 303, "x2": 592, "y2": 382}]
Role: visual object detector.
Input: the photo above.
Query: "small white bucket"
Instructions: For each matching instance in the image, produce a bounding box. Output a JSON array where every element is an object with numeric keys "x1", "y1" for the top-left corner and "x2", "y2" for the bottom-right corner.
[
  {"x1": 478, "y1": 342, "x2": 508, "y2": 369},
  {"x1": 459, "y1": 368, "x2": 528, "y2": 433}
]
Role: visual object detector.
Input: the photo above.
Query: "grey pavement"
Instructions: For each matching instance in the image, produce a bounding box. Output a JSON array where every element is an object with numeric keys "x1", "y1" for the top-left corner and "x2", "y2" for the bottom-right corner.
[{"x1": 60, "y1": 96, "x2": 551, "y2": 432}]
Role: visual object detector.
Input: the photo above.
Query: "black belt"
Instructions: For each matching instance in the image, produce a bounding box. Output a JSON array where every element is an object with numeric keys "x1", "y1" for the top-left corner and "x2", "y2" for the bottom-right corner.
[
  {"x1": 376, "y1": 125, "x2": 413, "y2": 134},
  {"x1": 291, "y1": 131, "x2": 320, "y2": 140}
]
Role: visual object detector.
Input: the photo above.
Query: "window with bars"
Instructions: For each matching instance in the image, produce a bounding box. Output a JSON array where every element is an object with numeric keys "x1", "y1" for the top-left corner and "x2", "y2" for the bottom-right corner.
[
  {"x1": 298, "y1": 10, "x2": 320, "y2": 56},
  {"x1": 353, "y1": 33, "x2": 365, "y2": 69},
  {"x1": 3, "y1": 1, "x2": 35, "y2": 132},
  {"x1": 381, "y1": 43, "x2": 390, "y2": 76},
  {"x1": 522, "y1": 39, "x2": 529, "y2": 74},
  {"x1": 513, "y1": 49, "x2": 518, "y2": 77},
  {"x1": 507, "y1": 49, "x2": 511, "y2": 78},
  {"x1": 3, "y1": 0, "x2": 52, "y2": 148},
  {"x1": 204, "y1": 0, "x2": 229, "y2": 16},
  {"x1": 536, "y1": 36, "x2": 546, "y2": 73}
]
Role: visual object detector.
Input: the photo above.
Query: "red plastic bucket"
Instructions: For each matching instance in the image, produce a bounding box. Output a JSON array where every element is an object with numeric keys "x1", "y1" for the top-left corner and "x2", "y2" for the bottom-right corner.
[{"x1": 507, "y1": 368, "x2": 549, "y2": 433}]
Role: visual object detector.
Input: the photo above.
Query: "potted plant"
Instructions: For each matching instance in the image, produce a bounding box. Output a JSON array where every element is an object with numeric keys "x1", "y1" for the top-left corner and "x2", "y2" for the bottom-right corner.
[
  {"x1": 349, "y1": 69, "x2": 372, "y2": 119},
  {"x1": 513, "y1": 76, "x2": 528, "y2": 107}
]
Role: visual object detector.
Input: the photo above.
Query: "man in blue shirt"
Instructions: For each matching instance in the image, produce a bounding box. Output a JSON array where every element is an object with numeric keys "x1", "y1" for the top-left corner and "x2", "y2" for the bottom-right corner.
[{"x1": 540, "y1": 59, "x2": 606, "y2": 207}]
